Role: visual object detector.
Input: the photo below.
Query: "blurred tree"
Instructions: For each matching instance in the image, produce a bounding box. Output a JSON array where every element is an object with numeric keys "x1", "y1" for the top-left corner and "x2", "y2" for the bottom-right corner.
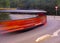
[
  {"x1": 56, "y1": 0, "x2": 60, "y2": 15},
  {"x1": 0, "y1": 0, "x2": 10, "y2": 8},
  {"x1": 0, "y1": 0, "x2": 10, "y2": 20},
  {"x1": 56, "y1": 0, "x2": 60, "y2": 7},
  {"x1": 10, "y1": 0, "x2": 18, "y2": 8},
  {"x1": 17, "y1": 0, "x2": 25, "y2": 9}
]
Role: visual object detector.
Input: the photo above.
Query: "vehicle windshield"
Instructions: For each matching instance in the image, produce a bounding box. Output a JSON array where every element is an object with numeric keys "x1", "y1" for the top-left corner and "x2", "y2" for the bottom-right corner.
[{"x1": 0, "y1": 13, "x2": 38, "y2": 21}]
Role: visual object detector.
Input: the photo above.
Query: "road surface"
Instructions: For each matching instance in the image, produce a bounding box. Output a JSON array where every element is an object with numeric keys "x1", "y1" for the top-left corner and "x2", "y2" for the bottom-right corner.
[{"x1": 0, "y1": 16, "x2": 60, "y2": 43}]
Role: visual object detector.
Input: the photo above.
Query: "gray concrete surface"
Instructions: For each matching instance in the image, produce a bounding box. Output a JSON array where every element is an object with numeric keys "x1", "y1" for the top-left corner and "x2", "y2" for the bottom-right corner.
[{"x1": 0, "y1": 16, "x2": 60, "y2": 43}]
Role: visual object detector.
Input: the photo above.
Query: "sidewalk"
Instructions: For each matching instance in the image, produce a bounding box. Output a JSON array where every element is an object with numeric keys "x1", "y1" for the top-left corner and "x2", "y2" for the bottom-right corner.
[{"x1": 47, "y1": 16, "x2": 60, "y2": 20}]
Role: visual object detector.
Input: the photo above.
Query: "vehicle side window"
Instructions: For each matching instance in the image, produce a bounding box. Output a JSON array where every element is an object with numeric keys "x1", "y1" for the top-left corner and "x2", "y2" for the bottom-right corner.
[
  {"x1": 0, "y1": 13, "x2": 38, "y2": 21},
  {"x1": 9, "y1": 14, "x2": 38, "y2": 20}
]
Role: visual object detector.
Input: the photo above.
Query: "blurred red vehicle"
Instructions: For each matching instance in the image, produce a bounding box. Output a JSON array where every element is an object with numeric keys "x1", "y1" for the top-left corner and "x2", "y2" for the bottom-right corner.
[{"x1": 0, "y1": 10, "x2": 47, "y2": 33}]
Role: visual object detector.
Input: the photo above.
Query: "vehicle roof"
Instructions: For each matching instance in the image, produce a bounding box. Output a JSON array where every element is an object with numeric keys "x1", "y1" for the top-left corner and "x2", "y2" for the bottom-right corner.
[{"x1": 0, "y1": 10, "x2": 46, "y2": 13}]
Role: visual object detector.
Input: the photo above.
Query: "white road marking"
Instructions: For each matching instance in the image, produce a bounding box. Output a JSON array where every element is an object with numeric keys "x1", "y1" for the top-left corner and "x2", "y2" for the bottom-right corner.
[
  {"x1": 36, "y1": 34, "x2": 51, "y2": 42},
  {"x1": 52, "y1": 29, "x2": 60, "y2": 37},
  {"x1": 36, "y1": 29, "x2": 60, "y2": 42}
]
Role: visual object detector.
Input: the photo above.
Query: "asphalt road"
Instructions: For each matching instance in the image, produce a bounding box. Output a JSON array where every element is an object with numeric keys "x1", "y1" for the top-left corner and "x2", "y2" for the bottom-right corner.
[{"x1": 0, "y1": 16, "x2": 60, "y2": 43}]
